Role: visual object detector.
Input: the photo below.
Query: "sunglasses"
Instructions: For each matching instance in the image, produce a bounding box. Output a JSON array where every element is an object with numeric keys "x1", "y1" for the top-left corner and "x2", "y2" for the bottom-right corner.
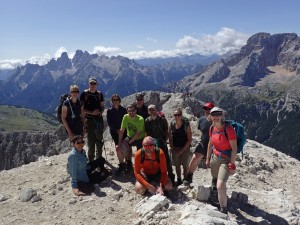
[
  {"x1": 71, "y1": 90, "x2": 79, "y2": 93},
  {"x1": 173, "y1": 114, "x2": 182, "y2": 117},
  {"x1": 203, "y1": 107, "x2": 211, "y2": 110},
  {"x1": 112, "y1": 99, "x2": 120, "y2": 102},
  {"x1": 144, "y1": 144, "x2": 154, "y2": 148},
  {"x1": 148, "y1": 108, "x2": 156, "y2": 111},
  {"x1": 211, "y1": 113, "x2": 223, "y2": 116},
  {"x1": 127, "y1": 109, "x2": 136, "y2": 113},
  {"x1": 136, "y1": 98, "x2": 144, "y2": 101},
  {"x1": 89, "y1": 82, "x2": 97, "y2": 85},
  {"x1": 75, "y1": 141, "x2": 85, "y2": 144}
]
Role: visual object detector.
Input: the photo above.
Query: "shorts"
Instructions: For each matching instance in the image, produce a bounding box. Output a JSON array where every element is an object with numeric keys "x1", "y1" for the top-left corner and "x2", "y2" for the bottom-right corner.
[
  {"x1": 171, "y1": 147, "x2": 191, "y2": 168},
  {"x1": 130, "y1": 138, "x2": 143, "y2": 150},
  {"x1": 140, "y1": 171, "x2": 161, "y2": 186},
  {"x1": 194, "y1": 142, "x2": 208, "y2": 156},
  {"x1": 210, "y1": 154, "x2": 231, "y2": 182}
]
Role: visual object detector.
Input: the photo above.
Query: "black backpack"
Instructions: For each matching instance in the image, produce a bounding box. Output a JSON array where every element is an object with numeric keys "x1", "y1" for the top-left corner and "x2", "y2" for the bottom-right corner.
[
  {"x1": 56, "y1": 94, "x2": 69, "y2": 124},
  {"x1": 141, "y1": 146, "x2": 160, "y2": 163}
]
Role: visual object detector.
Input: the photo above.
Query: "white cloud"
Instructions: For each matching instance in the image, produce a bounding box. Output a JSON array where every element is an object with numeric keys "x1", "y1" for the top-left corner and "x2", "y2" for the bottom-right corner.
[
  {"x1": 146, "y1": 37, "x2": 158, "y2": 43},
  {"x1": 54, "y1": 47, "x2": 68, "y2": 58},
  {"x1": 0, "y1": 59, "x2": 23, "y2": 69},
  {"x1": 25, "y1": 54, "x2": 52, "y2": 65},
  {"x1": 92, "y1": 45, "x2": 121, "y2": 55}
]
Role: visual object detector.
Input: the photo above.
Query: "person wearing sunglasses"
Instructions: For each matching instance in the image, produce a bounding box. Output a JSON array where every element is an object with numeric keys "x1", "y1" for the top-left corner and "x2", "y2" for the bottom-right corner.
[
  {"x1": 61, "y1": 85, "x2": 86, "y2": 141},
  {"x1": 79, "y1": 77, "x2": 105, "y2": 162},
  {"x1": 68, "y1": 135, "x2": 108, "y2": 196},
  {"x1": 206, "y1": 107, "x2": 237, "y2": 214},
  {"x1": 134, "y1": 136, "x2": 172, "y2": 195},
  {"x1": 106, "y1": 94, "x2": 128, "y2": 174},
  {"x1": 118, "y1": 104, "x2": 145, "y2": 173},
  {"x1": 182, "y1": 102, "x2": 215, "y2": 187},
  {"x1": 134, "y1": 93, "x2": 148, "y2": 120},
  {"x1": 169, "y1": 108, "x2": 192, "y2": 186}
]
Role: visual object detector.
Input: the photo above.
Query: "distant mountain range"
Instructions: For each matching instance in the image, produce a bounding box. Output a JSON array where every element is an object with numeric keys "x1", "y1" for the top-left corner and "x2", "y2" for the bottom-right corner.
[{"x1": 0, "y1": 52, "x2": 209, "y2": 112}]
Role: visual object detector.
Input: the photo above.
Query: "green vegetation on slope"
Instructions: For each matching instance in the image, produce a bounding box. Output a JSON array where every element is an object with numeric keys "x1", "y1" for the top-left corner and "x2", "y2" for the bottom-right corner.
[{"x1": 0, "y1": 105, "x2": 59, "y2": 132}]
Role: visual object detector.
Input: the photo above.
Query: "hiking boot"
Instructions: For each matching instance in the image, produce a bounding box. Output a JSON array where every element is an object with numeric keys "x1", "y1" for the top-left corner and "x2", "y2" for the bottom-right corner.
[
  {"x1": 220, "y1": 207, "x2": 228, "y2": 214},
  {"x1": 185, "y1": 172, "x2": 193, "y2": 184},
  {"x1": 125, "y1": 160, "x2": 133, "y2": 174},
  {"x1": 176, "y1": 178, "x2": 183, "y2": 186},
  {"x1": 115, "y1": 163, "x2": 126, "y2": 175},
  {"x1": 211, "y1": 177, "x2": 217, "y2": 191}
]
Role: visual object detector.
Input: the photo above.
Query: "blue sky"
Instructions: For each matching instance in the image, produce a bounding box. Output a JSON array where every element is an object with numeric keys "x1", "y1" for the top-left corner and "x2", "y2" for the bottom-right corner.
[{"x1": 0, "y1": 0, "x2": 299, "y2": 69}]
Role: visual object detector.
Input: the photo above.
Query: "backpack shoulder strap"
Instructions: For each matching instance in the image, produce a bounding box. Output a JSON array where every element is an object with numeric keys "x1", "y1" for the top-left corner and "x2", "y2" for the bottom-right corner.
[
  {"x1": 141, "y1": 148, "x2": 145, "y2": 163},
  {"x1": 155, "y1": 146, "x2": 160, "y2": 163}
]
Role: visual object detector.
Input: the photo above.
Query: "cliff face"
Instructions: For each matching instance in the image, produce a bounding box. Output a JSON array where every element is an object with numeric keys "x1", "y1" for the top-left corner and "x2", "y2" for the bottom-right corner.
[{"x1": 0, "y1": 127, "x2": 69, "y2": 170}]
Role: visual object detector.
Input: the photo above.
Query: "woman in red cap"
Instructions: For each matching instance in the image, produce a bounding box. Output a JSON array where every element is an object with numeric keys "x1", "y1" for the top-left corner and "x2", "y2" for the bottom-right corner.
[
  {"x1": 206, "y1": 107, "x2": 237, "y2": 214},
  {"x1": 182, "y1": 102, "x2": 215, "y2": 187},
  {"x1": 134, "y1": 136, "x2": 172, "y2": 195}
]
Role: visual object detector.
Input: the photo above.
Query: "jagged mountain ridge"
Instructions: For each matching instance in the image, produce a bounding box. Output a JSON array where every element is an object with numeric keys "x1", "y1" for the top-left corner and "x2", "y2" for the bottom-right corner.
[
  {"x1": 0, "y1": 51, "x2": 204, "y2": 112},
  {"x1": 178, "y1": 32, "x2": 300, "y2": 159}
]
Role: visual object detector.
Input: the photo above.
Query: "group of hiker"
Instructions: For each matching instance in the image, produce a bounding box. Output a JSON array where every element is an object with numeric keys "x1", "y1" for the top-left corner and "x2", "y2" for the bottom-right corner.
[{"x1": 63, "y1": 77, "x2": 239, "y2": 215}]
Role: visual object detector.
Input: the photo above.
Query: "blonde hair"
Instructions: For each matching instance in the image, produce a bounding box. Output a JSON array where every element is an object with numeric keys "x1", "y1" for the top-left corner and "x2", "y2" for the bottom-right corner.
[{"x1": 70, "y1": 85, "x2": 79, "y2": 92}]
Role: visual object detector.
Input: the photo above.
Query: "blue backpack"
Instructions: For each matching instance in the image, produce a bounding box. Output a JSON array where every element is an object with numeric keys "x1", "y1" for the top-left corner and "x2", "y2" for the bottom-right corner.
[{"x1": 210, "y1": 120, "x2": 247, "y2": 157}]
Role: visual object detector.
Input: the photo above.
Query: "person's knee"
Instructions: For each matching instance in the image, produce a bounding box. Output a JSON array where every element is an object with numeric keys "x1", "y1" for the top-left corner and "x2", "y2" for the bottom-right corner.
[
  {"x1": 135, "y1": 183, "x2": 146, "y2": 195},
  {"x1": 217, "y1": 179, "x2": 226, "y2": 191}
]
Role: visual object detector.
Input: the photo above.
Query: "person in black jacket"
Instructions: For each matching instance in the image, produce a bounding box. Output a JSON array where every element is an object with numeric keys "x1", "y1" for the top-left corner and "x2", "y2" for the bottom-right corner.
[
  {"x1": 134, "y1": 93, "x2": 148, "y2": 120},
  {"x1": 106, "y1": 94, "x2": 127, "y2": 174}
]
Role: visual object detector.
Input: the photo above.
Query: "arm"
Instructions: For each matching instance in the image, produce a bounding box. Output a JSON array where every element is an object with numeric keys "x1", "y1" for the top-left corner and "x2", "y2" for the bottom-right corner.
[
  {"x1": 159, "y1": 150, "x2": 168, "y2": 186},
  {"x1": 206, "y1": 139, "x2": 213, "y2": 168},
  {"x1": 168, "y1": 125, "x2": 174, "y2": 149},
  {"x1": 179, "y1": 124, "x2": 192, "y2": 154},
  {"x1": 134, "y1": 150, "x2": 150, "y2": 188},
  {"x1": 229, "y1": 140, "x2": 237, "y2": 164},
  {"x1": 80, "y1": 105, "x2": 87, "y2": 131},
  {"x1": 61, "y1": 105, "x2": 73, "y2": 140}
]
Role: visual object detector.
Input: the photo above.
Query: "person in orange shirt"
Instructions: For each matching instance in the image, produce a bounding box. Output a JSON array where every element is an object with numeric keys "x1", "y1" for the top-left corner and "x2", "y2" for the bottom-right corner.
[{"x1": 134, "y1": 136, "x2": 173, "y2": 195}]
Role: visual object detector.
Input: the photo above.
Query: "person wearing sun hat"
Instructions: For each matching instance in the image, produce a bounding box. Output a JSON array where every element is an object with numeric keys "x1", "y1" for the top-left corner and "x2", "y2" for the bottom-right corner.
[
  {"x1": 206, "y1": 106, "x2": 237, "y2": 214},
  {"x1": 80, "y1": 77, "x2": 105, "y2": 162},
  {"x1": 134, "y1": 136, "x2": 172, "y2": 195},
  {"x1": 181, "y1": 102, "x2": 215, "y2": 187}
]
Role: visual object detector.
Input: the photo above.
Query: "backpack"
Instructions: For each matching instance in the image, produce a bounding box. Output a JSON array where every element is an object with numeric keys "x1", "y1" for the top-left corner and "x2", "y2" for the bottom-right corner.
[
  {"x1": 141, "y1": 146, "x2": 160, "y2": 163},
  {"x1": 56, "y1": 94, "x2": 70, "y2": 124},
  {"x1": 170, "y1": 116, "x2": 189, "y2": 133},
  {"x1": 210, "y1": 120, "x2": 247, "y2": 157}
]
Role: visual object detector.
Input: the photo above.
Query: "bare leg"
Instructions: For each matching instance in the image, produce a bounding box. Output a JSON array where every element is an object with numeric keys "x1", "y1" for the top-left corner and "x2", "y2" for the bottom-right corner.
[
  {"x1": 217, "y1": 179, "x2": 227, "y2": 208},
  {"x1": 135, "y1": 181, "x2": 147, "y2": 195}
]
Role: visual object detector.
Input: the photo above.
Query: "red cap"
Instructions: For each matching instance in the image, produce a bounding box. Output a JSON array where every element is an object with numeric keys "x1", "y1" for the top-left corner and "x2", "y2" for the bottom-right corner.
[{"x1": 203, "y1": 102, "x2": 215, "y2": 109}]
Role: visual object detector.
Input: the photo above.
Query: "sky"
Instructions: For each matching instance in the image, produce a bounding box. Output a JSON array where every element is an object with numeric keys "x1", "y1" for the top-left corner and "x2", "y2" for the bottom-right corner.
[{"x1": 0, "y1": 0, "x2": 300, "y2": 69}]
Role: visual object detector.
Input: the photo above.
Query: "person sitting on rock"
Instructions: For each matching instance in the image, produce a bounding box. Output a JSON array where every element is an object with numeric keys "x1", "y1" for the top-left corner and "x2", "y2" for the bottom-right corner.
[
  {"x1": 68, "y1": 135, "x2": 109, "y2": 196},
  {"x1": 134, "y1": 136, "x2": 173, "y2": 195},
  {"x1": 206, "y1": 107, "x2": 237, "y2": 214}
]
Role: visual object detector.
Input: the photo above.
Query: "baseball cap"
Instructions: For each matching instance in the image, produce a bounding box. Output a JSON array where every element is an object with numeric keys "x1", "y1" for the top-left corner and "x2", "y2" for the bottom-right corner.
[
  {"x1": 148, "y1": 104, "x2": 156, "y2": 110},
  {"x1": 89, "y1": 77, "x2": 98, "y2": 83},
  {"x1": 136, "y1": 93, "x2": 144, "y2": 99},
  {"x1": 203, "y1": 102, "x2": 215, "y2": 110},
  {"x1": 210, "y1": 107, "x2": 223, "y2": 115}
]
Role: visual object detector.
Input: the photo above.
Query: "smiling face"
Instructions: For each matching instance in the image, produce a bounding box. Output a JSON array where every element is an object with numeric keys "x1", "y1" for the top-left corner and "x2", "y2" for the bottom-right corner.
[
  {"x1": 72, "y1": 136, "x2": 85, "y2": 151},
  {"x1": 127, "y1": 106, "x2": 137, "y2": 118}
]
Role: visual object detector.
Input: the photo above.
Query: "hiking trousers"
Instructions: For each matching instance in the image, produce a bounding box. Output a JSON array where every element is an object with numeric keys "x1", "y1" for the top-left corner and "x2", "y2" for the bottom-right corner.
[
  {"x1": 86, "y1": 116, "x2": 104, "y2": 161},
  {"x1": 157, "y1": 140, "x2": 175, "y2": 182}
]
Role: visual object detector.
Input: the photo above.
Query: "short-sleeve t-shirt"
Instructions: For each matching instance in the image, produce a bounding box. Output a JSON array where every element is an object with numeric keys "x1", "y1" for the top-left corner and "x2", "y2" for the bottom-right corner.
[
  {"x1": 121, "y1": 114, "x2": 145, "y2": 140},
  {"x1": 210, "y1": 124, "x2": 236, "y2": 151},
  {"x1": 80, "y1": 90, "x2": 104, "y2": 117}
]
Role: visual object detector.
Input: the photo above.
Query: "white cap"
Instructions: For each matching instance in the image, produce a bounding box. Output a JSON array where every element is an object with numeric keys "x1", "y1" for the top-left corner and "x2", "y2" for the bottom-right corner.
[{"x1": 210, "y1": 107, "x2": 223, "y2": 114}]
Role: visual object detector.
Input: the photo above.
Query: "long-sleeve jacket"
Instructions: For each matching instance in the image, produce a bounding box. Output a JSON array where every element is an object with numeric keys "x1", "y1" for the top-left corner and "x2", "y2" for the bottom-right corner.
[
  {"x1": 134, "y1": 148, "x2": 168, "y2": 188},
  {"x1": 68, "y1": 148, "x2": 89, "y2": 188}
]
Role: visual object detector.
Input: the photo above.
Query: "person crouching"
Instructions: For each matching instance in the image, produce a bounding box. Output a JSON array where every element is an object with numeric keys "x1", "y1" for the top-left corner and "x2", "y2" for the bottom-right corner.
[{"x1": 134, "y1": 136, "x2": 173, "y2": 195}]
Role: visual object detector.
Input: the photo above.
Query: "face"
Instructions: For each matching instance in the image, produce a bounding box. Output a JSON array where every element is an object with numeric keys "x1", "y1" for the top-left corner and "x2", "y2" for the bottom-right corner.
[
  {"x1": 112, "y1": 97, "x2": 120, "y2": 106},
  {"x1": 211, "y1": 112, "x2": 223, "y2": 123},
  {"x1": 143, "y1": 143, "x2": 154, "y2": 153},
  {"x1": 148, "y1": 108, "x2": 156, "y2": 116},
  {"x1": 136, "y1": 98, "x2": 144, "y2": 106},
  {"x1": 203, "y1": 107, "x2": 211, "y2": 116},
  {"x1": 127, "y1": 107, "x2": 136, "y2": 118},
  {"x1": 73, "y1": 139, "x2": 85, "y2": 150},
  {"x1": 70, "y1": 89, "x2": 79, "y2": 98},
  {"x1": 89, "y1": 81, "x2": 97, "y2": 91},
  {"x1": 173, "y1": 111, "x2": 182, "y2": 120}
]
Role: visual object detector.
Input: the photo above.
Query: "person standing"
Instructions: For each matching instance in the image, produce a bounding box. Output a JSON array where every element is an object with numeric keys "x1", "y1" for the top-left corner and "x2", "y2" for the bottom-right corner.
[
  {"x1": 134, "y1": 136, "x2": 172, "y2": 195},
  {"x1": 61, "y1": 85, "x2": 86, "y2": 140},
  {"x1": 118, "y1": 104, "x2": 145, "y2": 173},
  {"x1": 169, "y1": 108, "x2": 192, "y2": 186},
  {"x1": 80, "y1": 77, "x2": 104, "y2": 161},
  {"x1": 182, "y1": 102, "x2": 215, "y2": 186},
  {"x1": 206, "y1": 107, "x2": 237, "y2": 214},
  {"x1": 134, "y1": 93, "x2": 148, "y2": 120},
  {"x1": 144, "y1": 104, "x2": 175, "y2": 185},
  {"x1": 106, "y1": 94, "x2": 127, "y2": 174},
  {"x1": 68, "y1": 135, "x2": 108, "y2": 196}
]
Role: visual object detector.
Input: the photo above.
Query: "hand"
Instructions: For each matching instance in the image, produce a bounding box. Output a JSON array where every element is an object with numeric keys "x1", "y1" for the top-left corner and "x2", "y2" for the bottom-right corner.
[
  {"x1": 228, "y1": 162, "x2": 236, "y2": 175},
  {"x1": 205, "y1": 159, "x2": 211, "y2": 168},
  {"x1": 147, "y1": 184, "x2": 157, "y2": 195},
  {"x1": 68, "y1": 133, "x2": 74, "y2": 141},
  {"x1": 73, "y1": 188, "x2": 86, "y2": 196},
  {"x1": 156, "y1": 186, "x2": 164, "y2": 195}
]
